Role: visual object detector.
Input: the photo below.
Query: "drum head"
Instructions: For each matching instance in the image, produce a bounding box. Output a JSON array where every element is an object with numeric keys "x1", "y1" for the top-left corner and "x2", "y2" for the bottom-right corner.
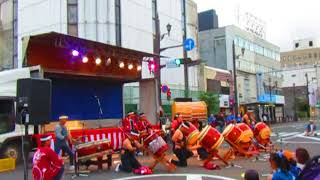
[
  {"x1": 211, "y1": 135, "x2": 224, "y2": 150},
  {"x1": 198, "y1": 125, "x2": 210, "y2": 142},
  {"x1": 222, "y1": 124, "x2": 234, "y2": 136}
]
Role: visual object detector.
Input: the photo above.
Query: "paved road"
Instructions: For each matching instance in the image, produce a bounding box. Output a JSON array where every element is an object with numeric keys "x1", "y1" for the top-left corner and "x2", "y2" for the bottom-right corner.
[{"x1": 1, "y1": 121, "x2": 319, "y2": 180}]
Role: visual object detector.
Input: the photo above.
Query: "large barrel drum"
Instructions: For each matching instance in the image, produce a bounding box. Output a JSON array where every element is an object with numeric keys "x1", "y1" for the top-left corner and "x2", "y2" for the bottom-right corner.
[{"x1": 198, "y1": 125, "x2": 224, "y2": 151}]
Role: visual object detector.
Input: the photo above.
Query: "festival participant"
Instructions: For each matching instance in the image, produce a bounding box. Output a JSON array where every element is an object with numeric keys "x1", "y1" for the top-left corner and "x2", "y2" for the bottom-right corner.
[
  {"x1": 54, "y1": 115, "x2": 74, "y2": 170},
  {"x1": 243, "y1": 112, "x2": 251, "y2": 126},
  {"x1": 295, "y1": 148, "x2": 310, "y2": 171},
  {"x1": 115, "y1": 131, "x2": 143, "y2": 173},
  {"x1": 136, "y1": 113, "x2": 152, "y2": 133},
  {"x1": 171, "y1": 113, "x2": 183, "y2": 133},
  {"x1": 170, "y1": 121, "x2": 194, "y2": 167},
  {"x1": 32, "y1": 135, "x2": 64, "y2": 180},
  {"x1": 267, "y1": 152, "x2": 295, "y2": 180},
  {"x1": 304, "y1": 120, "x2": 317, "y2": 136},
  {"x1": 122, "y1": 112, "x2": 139, "y2": 132}
]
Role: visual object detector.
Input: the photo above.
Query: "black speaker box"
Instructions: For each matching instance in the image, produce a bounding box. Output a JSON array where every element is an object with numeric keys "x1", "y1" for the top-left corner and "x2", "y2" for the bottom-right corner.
[{"x1": 16, "y1": 78, "x2": 51, "y2": 125}]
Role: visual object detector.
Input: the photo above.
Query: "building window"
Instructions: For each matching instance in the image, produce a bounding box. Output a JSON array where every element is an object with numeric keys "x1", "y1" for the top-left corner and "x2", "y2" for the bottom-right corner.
[
  {"x1": 309, "y1": 53, "x2": 312, "y2": 58},
  {"x1": 67, "y1": 0, "x2": 78, "y2": 36},
  {"x1": 295, "y1": 42, "x2": 299, "y2": 48},
  {"x1": 309, "y1": 41, "x2": 313, "y2": 47},
  {"x1": 314, "y1": 53, "x2": 317, "y2": 58},
  {"x1": 115, "y1": 0, "x2": 121, "y2": 46}
]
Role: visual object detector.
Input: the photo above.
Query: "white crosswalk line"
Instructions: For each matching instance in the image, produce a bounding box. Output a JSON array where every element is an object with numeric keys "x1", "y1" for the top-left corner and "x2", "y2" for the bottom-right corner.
[{"x1": 271, "y1": 132, "x2": 300, "y2": 138}]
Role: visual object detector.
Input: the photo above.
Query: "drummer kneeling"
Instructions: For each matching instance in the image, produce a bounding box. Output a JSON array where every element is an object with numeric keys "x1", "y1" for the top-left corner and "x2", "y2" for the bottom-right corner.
[
  {"x1": 171, "y1": 122, "x2": 194, "y2": 167},
  {"x1": 32, "y1": 135, "x2": 64, "y2": 180},
  {"x1": 115, "y1": 131, "x2": 144, "y2": 173}
]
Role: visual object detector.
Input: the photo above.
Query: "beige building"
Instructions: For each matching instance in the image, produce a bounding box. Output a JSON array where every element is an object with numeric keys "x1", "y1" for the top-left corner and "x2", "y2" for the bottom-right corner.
[{"x1": 281, "y1": 48, "x2": 320, "y2": 68}]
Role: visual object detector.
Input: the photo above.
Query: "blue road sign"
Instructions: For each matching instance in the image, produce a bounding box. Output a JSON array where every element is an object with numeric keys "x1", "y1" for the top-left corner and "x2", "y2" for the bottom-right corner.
[{"x1": 184, "y1": 38, "x2": 195, "y2": 51}]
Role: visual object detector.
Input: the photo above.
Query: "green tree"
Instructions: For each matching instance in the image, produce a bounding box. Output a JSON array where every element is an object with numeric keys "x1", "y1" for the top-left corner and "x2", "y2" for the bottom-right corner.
[{"x1": 199, "y1": 92, "x2": 219, "y2": 116}]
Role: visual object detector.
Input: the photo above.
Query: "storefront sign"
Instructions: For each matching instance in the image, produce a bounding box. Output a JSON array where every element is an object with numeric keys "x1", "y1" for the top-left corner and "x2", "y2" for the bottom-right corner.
[{"x1": 219, "y1": 94, "x2": 230, "y2": 108}]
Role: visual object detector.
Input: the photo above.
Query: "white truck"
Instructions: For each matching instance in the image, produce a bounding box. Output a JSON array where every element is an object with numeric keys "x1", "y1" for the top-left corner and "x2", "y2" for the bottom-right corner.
[{"x1": 0, "y1": 66, "x2": 42, "y2": 161}]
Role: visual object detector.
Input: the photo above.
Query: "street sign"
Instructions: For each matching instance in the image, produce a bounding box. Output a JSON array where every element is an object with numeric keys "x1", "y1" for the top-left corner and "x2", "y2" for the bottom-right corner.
[
  {"x1": 166, "y1": 59, "x2": 180, "y2": 68},
  {"x1": 184, "y1": 38, "x2": 195, "y2": 51}
]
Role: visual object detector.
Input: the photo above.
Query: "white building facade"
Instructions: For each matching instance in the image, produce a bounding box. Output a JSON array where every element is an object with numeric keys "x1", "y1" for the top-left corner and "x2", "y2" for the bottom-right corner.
[{"x1": 0, "y1": 0, "x2": 200, "y2": 110}]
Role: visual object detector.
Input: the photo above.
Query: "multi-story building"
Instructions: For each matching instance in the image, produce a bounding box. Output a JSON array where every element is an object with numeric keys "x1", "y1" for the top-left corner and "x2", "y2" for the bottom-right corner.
[
  {"x1": 280, "y1": 38, "x2": 320, "y2": 119},
  {"x1": 199, "y1": 24, "x2": 284, "y2": 122},
  {"x1": 293, "y1": 37, "x2": 320, "y2": 50},
  {"x1": 0, "y1": 0, "x2": 200, "y2": 113},
  {"x1": 281, "y1": 66, "x2": 319, "y2": 119},
  {"x1": 281, "y1": 47, "x2": 320, "y2": 69}
]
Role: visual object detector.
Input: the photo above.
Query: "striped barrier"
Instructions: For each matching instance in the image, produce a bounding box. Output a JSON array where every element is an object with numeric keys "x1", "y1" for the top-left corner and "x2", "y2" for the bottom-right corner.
[{"x1": 33, "y1": 125, "x2": 161, "y2": 151}]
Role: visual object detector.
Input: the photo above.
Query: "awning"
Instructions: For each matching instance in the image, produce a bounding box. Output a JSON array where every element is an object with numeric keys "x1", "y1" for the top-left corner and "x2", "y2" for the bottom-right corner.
[{"x1": 22, "y1": 32, "x2": 160, "y2": 83}]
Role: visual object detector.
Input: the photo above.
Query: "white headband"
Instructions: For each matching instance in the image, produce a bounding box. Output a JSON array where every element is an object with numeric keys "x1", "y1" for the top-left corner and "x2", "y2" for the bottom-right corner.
[{"x1": 40, "y1": 135, "x2": 52, "y2": 142}]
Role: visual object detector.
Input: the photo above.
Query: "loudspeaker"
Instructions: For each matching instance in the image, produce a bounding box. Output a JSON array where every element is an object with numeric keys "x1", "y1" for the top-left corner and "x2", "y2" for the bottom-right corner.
[
  {"x1": 16, "y1": 78, "x2": 51, "y2": 125},
  {"x1": 174, "y1": 98, "x2": 192, "y2": 102}
]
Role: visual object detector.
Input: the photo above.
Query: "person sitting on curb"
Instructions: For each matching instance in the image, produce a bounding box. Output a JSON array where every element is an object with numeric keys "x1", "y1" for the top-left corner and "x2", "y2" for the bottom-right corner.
[{"x1": 305, "y1": 120, "x2": 317, "y2": 136}]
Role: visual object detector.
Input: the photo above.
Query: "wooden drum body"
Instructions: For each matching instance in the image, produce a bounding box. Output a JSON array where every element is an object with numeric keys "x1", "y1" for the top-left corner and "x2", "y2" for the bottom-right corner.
[
  {"x1": 254, "y1": 122, "x2": 271, "y2": 145},
  {"x1": 222, "y1": 124, "x2": 243, "y2": 144},
  {"x1": 236, "y1": 123, "x2": 254, "y2": 143},
  {"x1": 143, "y1": 133, "x2": 168, "y2": 157},
  {"x1": 198, "y1": 125, "x2": 224, "y2": 151}
]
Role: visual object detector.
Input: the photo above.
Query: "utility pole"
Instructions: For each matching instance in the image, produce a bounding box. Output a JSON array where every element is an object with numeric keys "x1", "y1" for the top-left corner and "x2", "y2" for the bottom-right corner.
[
  {"x1": 182, "y1": 0, "x2": 189, "y2": 98},
  {"x1": 154, "y1": 9, "x2": 162, "y2": 106},
  {"x1": 305, "y1": 73, "x2": 310, "y2": 117},
  {"x1": 232, "y1": 41, "x2": 238, "y2": 117},
  {"x1": 269, "y1": 76, "x2": 273, "y2": 123},
  {"x1": 293, "y1": 83, "x2": 297, "y2": 121}
]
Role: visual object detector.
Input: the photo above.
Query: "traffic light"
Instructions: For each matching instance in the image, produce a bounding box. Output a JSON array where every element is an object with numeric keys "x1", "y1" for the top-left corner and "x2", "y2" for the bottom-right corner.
[
  {"x1": 175, "y1": 59, "x2": 182, "y2": 66},
  {"x1": 167, "y1": 88, "x2": 171, "y2": 100},
  {"x1": 148, "y1": 60, "x2": 156, "y2": 73}
]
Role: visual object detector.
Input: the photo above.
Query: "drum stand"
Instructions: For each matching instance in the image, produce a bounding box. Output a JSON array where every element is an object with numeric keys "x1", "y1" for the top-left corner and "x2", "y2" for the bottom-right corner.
[
  {"x1": 205, "y1": 149, "x2": 229, "y2": 166},
  {"x1": 148, "y1": 151, "x2": 176, "y2": 172},
  {"x1": 224, "y1": 139, "x2": 259, "y2": 158},
  {"x1": 72, "y1": 151, "x2": 89, "y2": 179}
]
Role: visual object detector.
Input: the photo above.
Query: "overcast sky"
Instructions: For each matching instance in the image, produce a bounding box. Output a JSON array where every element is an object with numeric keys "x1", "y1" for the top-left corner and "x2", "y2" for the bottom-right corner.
[{"x1": 193, "y1": 0, "x2": 320, "y2": 51}]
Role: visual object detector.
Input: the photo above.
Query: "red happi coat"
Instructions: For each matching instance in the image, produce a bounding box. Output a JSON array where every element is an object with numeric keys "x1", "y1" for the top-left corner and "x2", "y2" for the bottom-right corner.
[{"x1": 32, "y1": 147, "x2": 63, "y2": 180}]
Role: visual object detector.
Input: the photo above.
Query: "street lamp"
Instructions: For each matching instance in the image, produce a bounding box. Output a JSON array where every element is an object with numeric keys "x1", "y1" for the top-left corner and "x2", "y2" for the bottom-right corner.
[{"x1": 161, "y1": 23, "x2": 172, "y2": 40}]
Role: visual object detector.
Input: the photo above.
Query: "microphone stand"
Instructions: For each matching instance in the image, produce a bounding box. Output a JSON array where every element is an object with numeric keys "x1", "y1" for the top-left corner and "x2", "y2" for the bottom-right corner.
[{"x1": 94, "y1": 95, "x2": 103, "y2": 128}]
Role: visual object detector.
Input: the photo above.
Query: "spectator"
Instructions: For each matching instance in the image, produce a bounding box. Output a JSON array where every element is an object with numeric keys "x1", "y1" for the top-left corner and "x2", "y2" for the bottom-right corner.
[
  {"x1": 267, "y1": 151, "x2": 295, "y2": 180},
  {"x1": 244, "y1": 169, "x2": 259, "y2": 180},
  {"x1": 283, "y1": 150, "x2": 300, "y2": 178},
  {"x1": 208, "y1": 114, "x2": 216, "y2": 127},
  {"x1": 225, "y1": 112, "x2": 235, "y2": 125},
  {"x1": 262, "y1": 112, "x2": 268, "y2": 123},
  {"x1": 236, "y1": 114, "x2": 242, "y2": 123},
  {"x1": 215, "y1": 112, "x2": 225, "y2": 133},
  {"x1": 305, "y1": 120, "x2": 317, "y2": 136},
  {"x1": 295, "y1": 148, "x2": 310, "y2": 171}
]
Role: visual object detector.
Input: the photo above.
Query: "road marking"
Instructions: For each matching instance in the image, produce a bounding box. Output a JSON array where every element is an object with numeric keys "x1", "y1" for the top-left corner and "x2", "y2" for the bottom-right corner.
[
  {"x1": 112, "y1": 174, "x2": 236, "y2": 180},
  {"x1": 271, "y1": 132, "x2": 300, "y2": 138},
  {"x1": 187, "y1": 174, "x2": 202, "y2": 180},
  {"x1": 279, "y1": 141, "x2": 320, "y2": 144}
]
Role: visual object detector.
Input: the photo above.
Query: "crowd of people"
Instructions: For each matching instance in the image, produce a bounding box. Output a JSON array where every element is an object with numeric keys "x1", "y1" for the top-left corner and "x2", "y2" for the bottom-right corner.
[
  {"x1": 244, "y1": 147, "x2": 320, "y2": 180},
  {"x1": 208, "y1": 111, "x2": 255, "y2": 132},
  {"x1": 31, "y1": 112, "x2": 319, "y2": 180}
]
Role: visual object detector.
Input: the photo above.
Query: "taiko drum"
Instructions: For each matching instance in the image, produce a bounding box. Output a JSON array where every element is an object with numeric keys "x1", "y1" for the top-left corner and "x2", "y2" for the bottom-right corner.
[
  {"x1": 180, "y1": 123, "x2": 200, "y2": 146},
  {"x1": 236, "y1": 123, "x2": 254, "y2": 143},
  {"x1": 222, "y1": 124, "x2": 243, "y2": 144},
  {"x1": 198, "y1": 125, "x2": 224, "y2": 151}
]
